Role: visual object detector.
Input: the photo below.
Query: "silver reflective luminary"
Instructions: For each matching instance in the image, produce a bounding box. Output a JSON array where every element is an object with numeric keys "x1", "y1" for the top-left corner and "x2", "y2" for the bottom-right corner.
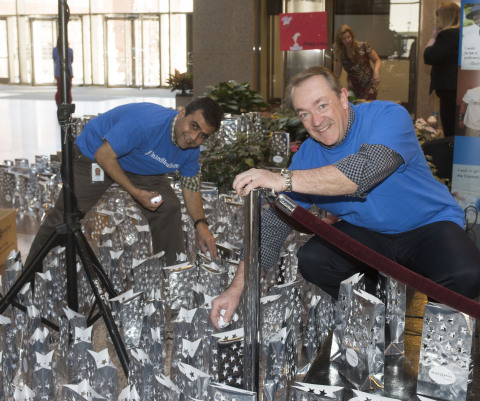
[{"x1": 417, "y1": 302, "x2": 476, "y2": 401}]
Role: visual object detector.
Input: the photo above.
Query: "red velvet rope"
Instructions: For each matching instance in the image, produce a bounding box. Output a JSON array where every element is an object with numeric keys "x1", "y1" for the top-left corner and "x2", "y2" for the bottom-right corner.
[{"x1": 279, "y1": 203, "x2": 480, "y2": 320}]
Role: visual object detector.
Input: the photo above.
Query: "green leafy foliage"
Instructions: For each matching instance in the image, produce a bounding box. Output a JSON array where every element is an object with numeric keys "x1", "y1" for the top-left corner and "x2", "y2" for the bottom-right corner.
[
  {"x1": 204, "y1": 81, "x2": 269, "y2": 114},
  {"x1": 166, "y1": 69, "x2": 193, "y2": 95},
  {"x1": 259, "y1": 107, "x2": 308, "y2": 143},
  {"x1": 200, "y1": 131, "x2": 270, "y2": 191}
]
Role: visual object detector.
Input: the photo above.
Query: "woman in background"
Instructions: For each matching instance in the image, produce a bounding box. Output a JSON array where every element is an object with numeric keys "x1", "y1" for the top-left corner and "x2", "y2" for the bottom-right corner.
[
  {"x1": 424, "y1": 2, "x2": 460, "y2": 137},
  {"x1": 333, "y1": 24, "x2": 381, "y2": 100}
]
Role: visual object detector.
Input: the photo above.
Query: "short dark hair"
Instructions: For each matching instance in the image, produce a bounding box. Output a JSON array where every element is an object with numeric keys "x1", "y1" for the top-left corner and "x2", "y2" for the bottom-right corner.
[
  {"x1": 185, "y1": 97, "x2": 224, "y2": 132},
  {"x1": 285, "y1": 66, "x2": 343, "y2": 109}
]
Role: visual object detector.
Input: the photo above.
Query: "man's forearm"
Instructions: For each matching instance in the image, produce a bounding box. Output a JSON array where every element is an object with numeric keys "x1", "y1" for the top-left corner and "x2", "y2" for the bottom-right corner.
[
  {"x1": 292, "y1": 165, "x2": 358, "y2": 196},
  {"x1": 182, "y1": 187, "x2": 205, "y2": 222}
]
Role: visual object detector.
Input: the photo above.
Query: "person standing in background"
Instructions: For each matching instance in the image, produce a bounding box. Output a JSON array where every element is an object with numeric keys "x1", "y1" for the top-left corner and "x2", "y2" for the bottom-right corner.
[
  {"x1": 458, "y1": 86, "x2": 480, "y2": 136},
  {"x1": 53, "y1": 44, "x2": 73, "y2": 105},
  {"x1": 333, "y1": 24, "x2": 382, "y2": 101},
  {"x1": 424, "y1": 2, "x2": 460, "y2": 137}
]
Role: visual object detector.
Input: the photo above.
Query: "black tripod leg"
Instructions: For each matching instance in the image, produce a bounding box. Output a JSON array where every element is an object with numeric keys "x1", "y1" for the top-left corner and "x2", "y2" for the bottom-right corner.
[
  {"x1": 0, "y1": 230, "x2": 60, "y2": 315},
  {"x1": 72, "y1": 228, "x2": 130, "y2": 376},
  {"x1": 83, "y1": 235, "x2": 118, "y2": 298}
]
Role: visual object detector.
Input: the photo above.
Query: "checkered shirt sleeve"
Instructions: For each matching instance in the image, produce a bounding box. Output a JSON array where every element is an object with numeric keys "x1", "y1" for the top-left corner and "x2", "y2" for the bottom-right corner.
[
  {"x1": 333, "y1": 144, "x2": 404, "y2": 198},
  {"x1": 239, "y1": 207, "x2": 292, "y2": 269},
  {"x1": 179, "y1": 172, "x2": 201, "y2": 192}
]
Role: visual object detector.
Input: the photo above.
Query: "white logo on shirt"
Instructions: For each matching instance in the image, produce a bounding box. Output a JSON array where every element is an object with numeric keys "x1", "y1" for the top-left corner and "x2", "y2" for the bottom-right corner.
[{"x1": 145, "y1": 150, "x2": 180, "y2": 169}]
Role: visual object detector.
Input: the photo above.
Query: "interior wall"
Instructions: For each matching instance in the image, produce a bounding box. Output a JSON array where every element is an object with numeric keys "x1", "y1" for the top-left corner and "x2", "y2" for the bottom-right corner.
[{"x1": 192, "y1": 0, "x2": 256, "y2": 99}]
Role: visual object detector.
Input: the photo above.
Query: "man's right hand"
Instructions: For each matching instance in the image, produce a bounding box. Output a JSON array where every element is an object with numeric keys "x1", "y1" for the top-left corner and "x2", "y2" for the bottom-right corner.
[
  {"x1": 210, "y1": 260, "x2": 245, "y2": 329},
  {"x1": 135, "y1": 189, "x2": 163, "y2": 211},
  {"x1": 210, "y1": 287, "x2": 242, "y2": 330}
]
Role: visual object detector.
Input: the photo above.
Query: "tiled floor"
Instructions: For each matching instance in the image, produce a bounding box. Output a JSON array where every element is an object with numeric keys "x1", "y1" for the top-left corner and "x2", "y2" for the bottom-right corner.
[{"x1": 1, "y1": 84, "x2": 480, "y2": 400}]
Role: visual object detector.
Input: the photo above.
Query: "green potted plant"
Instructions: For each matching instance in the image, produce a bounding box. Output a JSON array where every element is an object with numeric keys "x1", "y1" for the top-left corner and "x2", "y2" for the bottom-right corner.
[
  {"x1": 200, "y1": 131, "x2": 270, "y2": 192},
  {"x1": 167, "y1": 69, "x2": 193, "y2": 96},
  {"x1": 204, "y1": 80, "x2": 269, "y2": 114}
]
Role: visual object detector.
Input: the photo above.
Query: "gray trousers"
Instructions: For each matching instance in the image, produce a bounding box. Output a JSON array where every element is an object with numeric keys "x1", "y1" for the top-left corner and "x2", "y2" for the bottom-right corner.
[{"x1": 25, "y1": 145, "x2": 184, "y2": 268}]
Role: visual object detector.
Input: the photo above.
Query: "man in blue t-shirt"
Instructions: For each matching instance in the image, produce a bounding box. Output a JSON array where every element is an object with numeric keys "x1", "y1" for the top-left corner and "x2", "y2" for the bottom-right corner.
[
  {"x1": 26, "y1": 97, "x2": 223, "y2": 267},
  {"x1": 211, "y1": 66, "x2": 480, "y2": 329}
]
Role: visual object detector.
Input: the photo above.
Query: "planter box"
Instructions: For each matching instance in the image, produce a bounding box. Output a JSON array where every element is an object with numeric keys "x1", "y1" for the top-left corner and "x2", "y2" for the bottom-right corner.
[
  {"x1": 176, "y1": 94, "x2": 193, "y2": 109},
  {"x1": 0, "y1": 208, "x2": 17, "y2": 275}
]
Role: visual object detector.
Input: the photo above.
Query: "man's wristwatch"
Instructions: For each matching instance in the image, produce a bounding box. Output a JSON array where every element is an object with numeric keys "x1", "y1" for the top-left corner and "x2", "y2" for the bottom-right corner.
[{"x1": 280, "y1": 169, "x2": 293, "y2": 192}]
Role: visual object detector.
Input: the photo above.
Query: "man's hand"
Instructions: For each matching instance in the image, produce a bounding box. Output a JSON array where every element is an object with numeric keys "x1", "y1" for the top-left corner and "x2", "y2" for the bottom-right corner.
[
  {"x1": 210, "y1": 287, "x2": 242, "y2": 329},
  {"x1": 135, "y1": 189, "x2": 164, "y2": 211},
  {"x1": 210, "y1": 260, "x2": 245, "y2": 329},
  {"x1": 233, "y1": 168, "x2": 285, "y2": 196},
  {"x1": 196, "y1": 223, "x2": 217, "y2": 258}
]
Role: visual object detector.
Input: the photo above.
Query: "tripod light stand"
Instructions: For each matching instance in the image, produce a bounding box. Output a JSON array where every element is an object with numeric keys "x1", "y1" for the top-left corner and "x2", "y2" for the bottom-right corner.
[{"x1": 0, "y1": 0, "x2": 129, "y2": 376}]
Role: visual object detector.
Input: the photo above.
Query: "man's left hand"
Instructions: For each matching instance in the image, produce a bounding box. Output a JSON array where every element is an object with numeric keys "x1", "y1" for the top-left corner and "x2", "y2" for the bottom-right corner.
[{"x1": 197, "y1": 223, "x2": 218, "y2": 258}]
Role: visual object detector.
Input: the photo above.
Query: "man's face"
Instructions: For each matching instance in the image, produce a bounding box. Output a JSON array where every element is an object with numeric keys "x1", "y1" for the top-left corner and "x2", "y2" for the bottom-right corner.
[
  {"x1": 473, "y1": 14, "x2": 480, "y2": 28},
  {"x1": 291, "y1": 75, "x2": 349, "y2": 147},
  {"x1": 174, "y1": 108, "x2": 216, "y2": 149}
]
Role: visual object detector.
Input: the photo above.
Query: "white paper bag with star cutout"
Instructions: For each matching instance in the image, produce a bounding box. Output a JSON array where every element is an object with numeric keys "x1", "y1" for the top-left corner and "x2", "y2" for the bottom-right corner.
[
  {"x1": 207, "y1": 381, "x2": 256, "y2": 401},
  {"x1": 290, "y1": 382, "x2": 344, "y2": 400},
  {"x1": 348, "y1": 389, "x2": 401, "y2": 400},
  {"x1": 32, "y1": 350, "x2": 56, "y2": 400},
  {"x1": 61, "y1": 378, "x2": 107, "y2": 401},
  {"x1": 330, "y1": 289, "x2": 385, "y2": 392},
  {"x1": 86, "y1": 349, "x2": 118, "y2": 401},
  {"x1": 178, "y1": 362, "x2": 212, "y2": 400},
  {"x1": 416, "y1": 302, "x2": 476, "y2": 401}
]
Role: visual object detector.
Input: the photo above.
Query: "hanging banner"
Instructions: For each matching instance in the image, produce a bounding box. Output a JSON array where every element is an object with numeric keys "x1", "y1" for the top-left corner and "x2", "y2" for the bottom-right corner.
[
  {"x1": 460, "y1": 2, "x2": 480, "y2": 70},
  {"x1": 279, "y1": 12, "x2": 328, "y2": 51}
]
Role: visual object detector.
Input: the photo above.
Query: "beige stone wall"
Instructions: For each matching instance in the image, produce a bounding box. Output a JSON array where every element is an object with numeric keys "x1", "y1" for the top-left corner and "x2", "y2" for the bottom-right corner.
[{"x1": 192, "y1": 0, "x2": 257, "y2": 98}]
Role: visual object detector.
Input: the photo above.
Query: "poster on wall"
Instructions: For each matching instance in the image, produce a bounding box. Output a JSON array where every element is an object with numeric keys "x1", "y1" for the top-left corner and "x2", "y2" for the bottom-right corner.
[
  {"x1": 279, "y1": 12, "x2": 327, "y2": 51},
  {"x1": 453, "y1": 1, "x2": 480, "y2": 245},
  {"x1": 451, "y1": 137, "x2": 480, "y2": 239},
  {"x1": 460, "y1": 3, "x2": 480, "y2": 70}
]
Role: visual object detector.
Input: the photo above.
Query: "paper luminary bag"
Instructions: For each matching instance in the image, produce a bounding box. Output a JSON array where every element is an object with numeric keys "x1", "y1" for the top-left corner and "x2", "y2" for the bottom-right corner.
[
  {"x1": 263, "y1": 326, "x2": 298, "y2": 401},
  {"x1": 177, "y1": 362, "x2": 212, "y2": 400},
  {"x1": 155, "y1": 374, "x2": 182, "y2": 401},
  {"x1": 331, "y1": 289, "x2": 385, "y2": 392},
  {"x1": 207, "y1": 382, "x2": 257, "y2": 401},
  {"x1": 61, "y1": 378, "x2": 107, "y2": 401},
  {"x1": 416, "y1": 302, "x2": 476, "y2": 401},
  {"x1": 170, "y1": 307, "x2": 197, "y2": 382},
  {"x1": 32, "y1": 350, "x2": 57, "y2": 401},
  {"x1": 109, "y1": 289, "x2": 144, "y2": 350},
  {"x1": 375, "y1": 273, "x2": 406, "y2": 356},
  {"x1": 348, "y1": 389, "x2": 401, "y2": 400},
  {"x1": 69, "y1": 325, "x2": 94, "y2": 384},
  {"x1": 210, "y1": 327, "x2": 245, "y2": 382},
  {"x1": 163, "y1": 262, "x2": 197, "y2": 311},
  {"x1": 87, "y1": 349, "x2": 119, "y2": 401},
  {"x1": 290, "y1": 382, "x2": 344, "y2": 401},
  {"x1": 128, "y1": 348, "x2": 155, "y2": 401}
]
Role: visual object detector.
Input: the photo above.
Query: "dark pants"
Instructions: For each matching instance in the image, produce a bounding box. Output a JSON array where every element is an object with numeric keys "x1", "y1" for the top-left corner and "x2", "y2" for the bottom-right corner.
[
  {"x1": 297, "y1": 220, "x2": 480, "y2": 300},
  {"x1": 55, "y1": 77, "x2": 72, "y2": 105},
  {"x1": 436, "y1": 89, "x2": 457, "y2": 137},
  {"x1": 25, "y1": 145, "x2": 185, "y2": 268}
]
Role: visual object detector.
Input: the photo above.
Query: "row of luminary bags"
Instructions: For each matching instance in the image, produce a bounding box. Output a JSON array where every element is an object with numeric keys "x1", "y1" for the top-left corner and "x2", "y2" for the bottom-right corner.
[{"x1": 0, "y1": 181, "x2": 477, "y2": 401}]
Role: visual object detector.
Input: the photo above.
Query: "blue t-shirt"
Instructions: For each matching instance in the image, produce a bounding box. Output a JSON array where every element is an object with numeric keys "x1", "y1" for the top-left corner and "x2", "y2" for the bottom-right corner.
[
  {"x1": 288, "y1": 101, "x2": 465, "y2": 233},
  {"x1": 76, "y1": 103, "x2": 200, "y2": 177}
]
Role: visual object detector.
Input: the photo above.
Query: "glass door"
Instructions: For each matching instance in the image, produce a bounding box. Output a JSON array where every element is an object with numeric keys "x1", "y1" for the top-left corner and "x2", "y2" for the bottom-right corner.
[
  {"x1": 138, "y1": 16, "x2": 160, "y2": 88},
  {"x1": 105, "y1": 17, "x2": 134, "y2": 87},
  {"x1": 30, "y1": 18, "x2": 56, "y2": 85},
  {"x1": 0, "y1": 19, "x2": 8, "y2": 83}
]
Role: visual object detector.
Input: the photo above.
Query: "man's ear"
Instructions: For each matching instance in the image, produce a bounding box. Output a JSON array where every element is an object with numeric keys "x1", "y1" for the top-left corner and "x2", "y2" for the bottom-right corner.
[
  {"x1": 340, "y1": 88, "x2": 349, "y2": 109},
  {"x1": 177, "y1": 107, "x2": 186, "y2": 117}
]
